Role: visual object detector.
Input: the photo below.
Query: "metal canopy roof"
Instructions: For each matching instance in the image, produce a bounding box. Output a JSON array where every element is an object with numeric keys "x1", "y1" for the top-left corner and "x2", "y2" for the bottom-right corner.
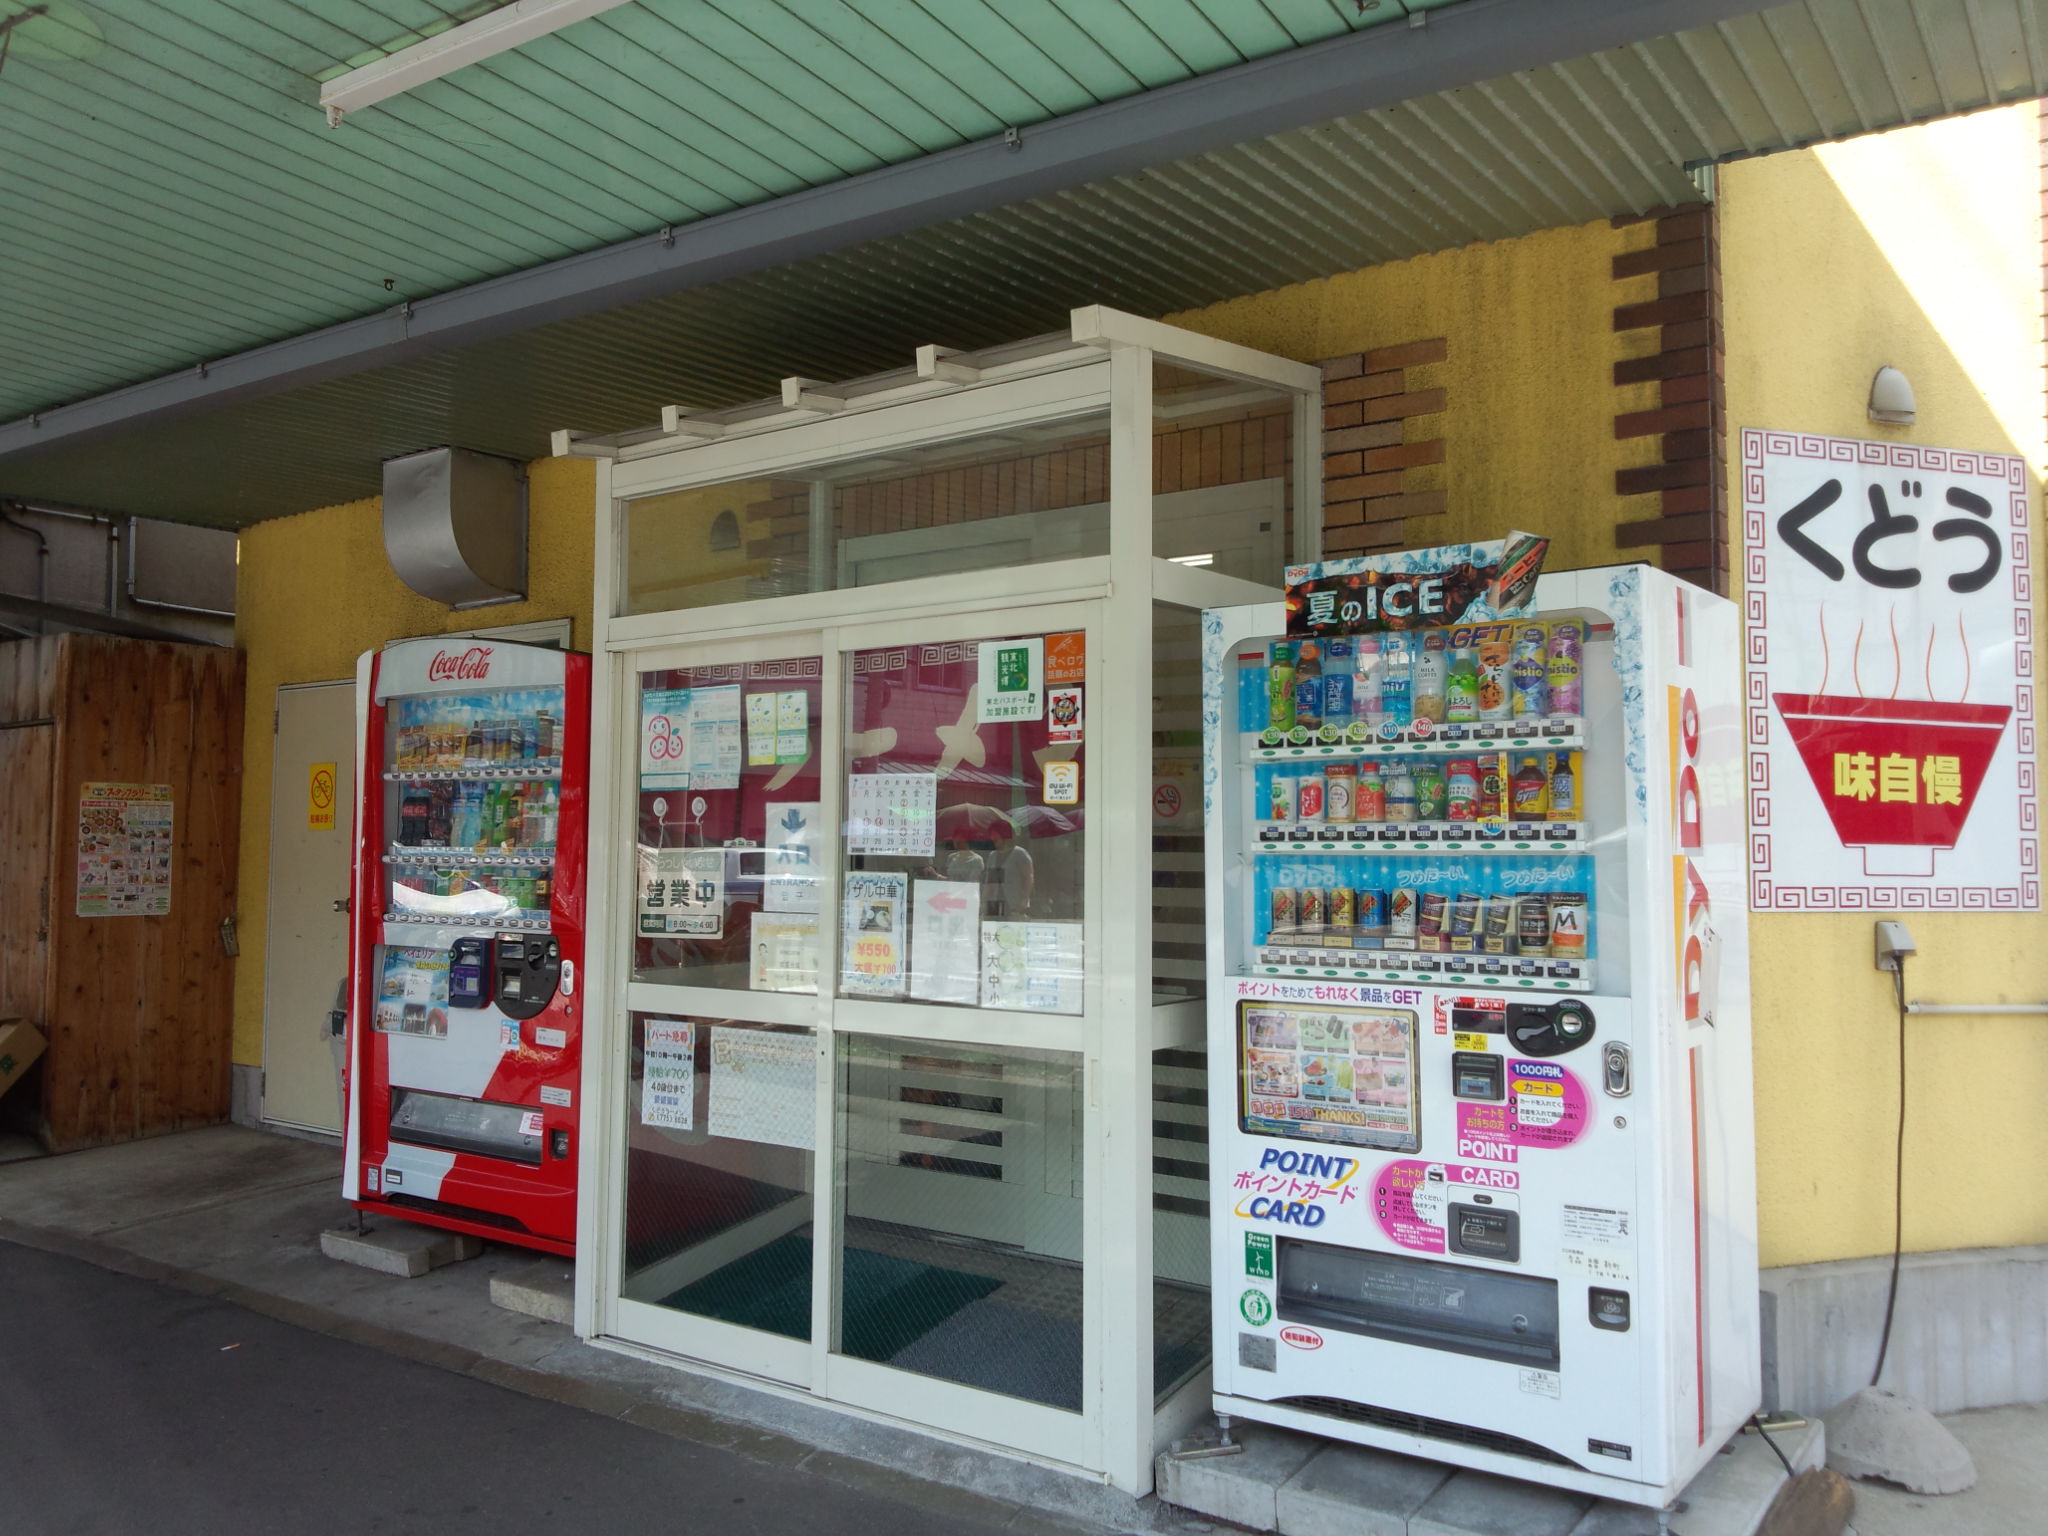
[{"x1": 3, "y1": 0, "x2": 2043, "y2": 528}]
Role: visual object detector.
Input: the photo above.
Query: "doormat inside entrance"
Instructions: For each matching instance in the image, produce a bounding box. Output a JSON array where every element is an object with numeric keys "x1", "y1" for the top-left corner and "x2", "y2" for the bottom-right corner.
[{"x1": 661, "y1": 1234, "x2": 1001, "y2": 1361}]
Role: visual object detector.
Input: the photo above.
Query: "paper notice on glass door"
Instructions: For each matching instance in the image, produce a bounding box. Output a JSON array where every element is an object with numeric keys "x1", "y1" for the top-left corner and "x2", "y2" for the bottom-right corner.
[
  {"x1": 841, "y1": 871, "x2": 907, "y2": 996},
  {"x1": 687, "y1": 684, "x2": 742, "y2": 790},
  {"x1": 640, "y1": 1019, "x2": 694, "y2": 1130},
  {"x1": 640, "y1": 688, "x2": 693, "y2": 790},
  {"x1": 911, "y1": 879, "x2": 981, "y2": 1004},
  {"x1": 846, "y1": 773, "x2": 936, "y2": 857},
  {"x1": 708, "y1": 1027, "x2": 815, "y2": 1151},
  {"x1": 981, "y1": 921, "x2": 1084, "y2": 1014},
  {"x1": 745, "y1": 692, "x2": 779, "y2": 767}
]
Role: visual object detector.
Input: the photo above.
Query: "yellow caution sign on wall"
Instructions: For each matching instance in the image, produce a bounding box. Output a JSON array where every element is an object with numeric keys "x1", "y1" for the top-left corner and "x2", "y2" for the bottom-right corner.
[{"x1": 308, "y1": 762, "x2": 338, "y2": 831}]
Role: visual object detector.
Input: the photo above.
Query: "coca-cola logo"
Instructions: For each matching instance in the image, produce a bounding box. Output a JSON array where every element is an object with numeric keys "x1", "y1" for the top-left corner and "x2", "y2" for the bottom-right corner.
[
  {"x1": 426, "y1": 645, "x2": 494, "y2": 682},
  {"x1": 1279, "y1": 1325, "x2": 1323, "y2": 1351}
]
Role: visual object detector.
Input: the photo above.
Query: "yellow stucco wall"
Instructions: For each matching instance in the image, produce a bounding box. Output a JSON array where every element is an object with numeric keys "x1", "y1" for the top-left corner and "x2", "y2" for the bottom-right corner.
[
  {"x1": 1721, "y1": 102, "x2": 2048, "y2": 1267},
  {"x1": 1162, "y1": 216, "x2": 1663, "y2": 574},
  {"x1": 230, "y1": 456, "x2": 596, "y2": 1067}
]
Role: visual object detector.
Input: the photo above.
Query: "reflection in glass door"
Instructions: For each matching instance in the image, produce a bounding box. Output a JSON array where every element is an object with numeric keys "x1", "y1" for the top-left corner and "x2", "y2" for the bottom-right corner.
[
  {"x1": 829, "y1": 628, "x2": 1091, "y2": 1413},
  {"x1": 617, "y1": 652, "x2": 825, "y2": 1374}
]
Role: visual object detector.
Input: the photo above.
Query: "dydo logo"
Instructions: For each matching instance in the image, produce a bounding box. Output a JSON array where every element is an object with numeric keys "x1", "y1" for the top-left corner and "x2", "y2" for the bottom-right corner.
[{"x1": 427, "y1": 645, "x2": 494, "y2": 682}]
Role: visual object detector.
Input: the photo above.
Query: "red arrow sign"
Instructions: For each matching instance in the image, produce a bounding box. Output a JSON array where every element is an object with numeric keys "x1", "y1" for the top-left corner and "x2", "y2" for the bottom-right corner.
[{"x1": 926, "y1": 890, "x2": 971, "y2": 914}]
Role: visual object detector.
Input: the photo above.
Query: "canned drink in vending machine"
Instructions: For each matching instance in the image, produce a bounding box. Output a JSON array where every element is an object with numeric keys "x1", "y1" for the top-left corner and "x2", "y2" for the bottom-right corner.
[
  {"x1": 1481, "y1": 895, "x2": 1516, "y2": 954},
  {"x1": 1448, "y1": 891, "x2": 1482, "y2": 951},
  {"x1": 1269, "y1": 773, "x2": 1297, "y2": 824},
  {"x1": 1445, "y1": 759, "x2": 1479, "y2": 822},
  {"x1": 1300, "y1": 885, "x2": 1327, "y2": 934},
  {"x1": 1387, "y1": 887, "x2": 1419, "y2": 945},
  {"x1": 1417, "y1": 892, "x2": 1448, "y2": 951},
  {"x1": 1330, "y1": 885, "x2": 1357, "y2": 937},
  {"x1": 1324, "y1": 762, "x2": 1357, "y2": 824},
  {"x1": 1270, "y1": 885, "x2": 1297, "y2": 939},
  {"x1": 1357, "y1": 887, "x2": 1388, "y2": 941},
  {"x1": 1297, "y1": 771, "x2": 1326, "y2": 823},
  {"x1": 1516, "y1": 893, "x2": 1553, "y2": 957}
]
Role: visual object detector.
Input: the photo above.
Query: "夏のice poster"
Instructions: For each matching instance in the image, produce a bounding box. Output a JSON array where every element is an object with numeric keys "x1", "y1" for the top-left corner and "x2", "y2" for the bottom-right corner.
[{"x1": 1742, "y1": 431, "x2": 2038, "y2": 909}]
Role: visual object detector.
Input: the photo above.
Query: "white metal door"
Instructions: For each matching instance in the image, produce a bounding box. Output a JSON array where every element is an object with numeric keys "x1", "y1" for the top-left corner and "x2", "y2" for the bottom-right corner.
[{"x1": 261, "y1": 681, "x2": 355, "y2": 1134}]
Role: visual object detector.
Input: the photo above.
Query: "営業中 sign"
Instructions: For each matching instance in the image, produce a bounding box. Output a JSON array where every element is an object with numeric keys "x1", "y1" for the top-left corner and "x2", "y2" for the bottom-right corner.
[{"x1": 1742, "y1": 430, "x2": 2037, "y2": 910}]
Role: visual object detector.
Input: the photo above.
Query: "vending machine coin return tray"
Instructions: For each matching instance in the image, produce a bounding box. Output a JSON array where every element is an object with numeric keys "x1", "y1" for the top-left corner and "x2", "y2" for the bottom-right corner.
[{"x1": 1277, "y1": 1236, "x2": 1559, "y2": 1369}]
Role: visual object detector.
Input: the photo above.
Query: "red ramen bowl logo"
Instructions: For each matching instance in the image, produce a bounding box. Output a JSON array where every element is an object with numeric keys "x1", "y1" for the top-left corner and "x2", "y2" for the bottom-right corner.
[
  {"x1": 1278, "y1": 1325, "x2": 1323, "y2": 1350},
  {"x1": 427, "y1": 645, "x2": 494, "y2": 682},
  {"x1": 1773, "y1": 692, "x2": 2010, "y2": 875}
]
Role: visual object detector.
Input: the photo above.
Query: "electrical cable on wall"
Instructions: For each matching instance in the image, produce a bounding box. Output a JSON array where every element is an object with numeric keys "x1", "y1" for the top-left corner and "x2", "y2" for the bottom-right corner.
[{"x1": 1871, "y1": 951, "x2": 1909, "y2": 1387}]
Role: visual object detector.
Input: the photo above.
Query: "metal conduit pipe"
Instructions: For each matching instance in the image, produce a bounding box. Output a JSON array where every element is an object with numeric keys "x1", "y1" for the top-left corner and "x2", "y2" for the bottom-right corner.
[
  {"x1": 1905, "y1": 1002, "x2": 2048, "y2": 1015},
  {"x1": 0, "y1": 501, "x2": 52, "y2": 622}
]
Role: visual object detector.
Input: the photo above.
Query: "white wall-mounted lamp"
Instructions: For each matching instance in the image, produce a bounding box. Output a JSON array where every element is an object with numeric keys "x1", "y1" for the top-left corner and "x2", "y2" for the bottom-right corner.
[
  {"x1": 320, "y1": 0, "x2": 637, "y2": 126},
  {"x1": 1868, "y1": 366, "x2": 1916, "y2": 426}
]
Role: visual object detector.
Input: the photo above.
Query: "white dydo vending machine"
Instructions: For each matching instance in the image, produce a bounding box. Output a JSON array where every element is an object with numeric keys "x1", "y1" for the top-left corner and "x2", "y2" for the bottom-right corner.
[{"x1": 1201, "y1": 538, "x2": 1757, "y2": 1507}]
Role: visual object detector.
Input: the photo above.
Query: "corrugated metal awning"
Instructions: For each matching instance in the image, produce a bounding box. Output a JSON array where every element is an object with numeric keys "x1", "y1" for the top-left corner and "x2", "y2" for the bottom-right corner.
[{"x1": 2, "y1": 0, "x2": 2041, "y2": 526}]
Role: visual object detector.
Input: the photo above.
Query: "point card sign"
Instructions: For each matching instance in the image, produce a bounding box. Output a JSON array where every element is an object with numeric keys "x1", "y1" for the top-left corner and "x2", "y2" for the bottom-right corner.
[
  {"x1": 1742, "y1": 431, "x2": 2037, "y2": 909},
  {"x1": 1284, "y1": 532, "x2": 1549, "y2": 639},
  {"x1": 977, "y1": 638, "x2": 1043, "y2": 722}
]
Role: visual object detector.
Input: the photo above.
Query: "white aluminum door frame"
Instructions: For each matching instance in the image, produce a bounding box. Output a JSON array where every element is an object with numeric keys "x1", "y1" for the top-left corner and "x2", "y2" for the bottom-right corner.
[{"x1": 604, "y1": 624, "x2": 831, "y2": 1389}]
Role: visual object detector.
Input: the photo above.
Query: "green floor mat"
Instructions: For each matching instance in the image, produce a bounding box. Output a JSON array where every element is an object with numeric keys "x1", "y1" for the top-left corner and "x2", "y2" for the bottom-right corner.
[{"x1": 661, "y1": 1234, "x2": 1001, "y2": 1360}]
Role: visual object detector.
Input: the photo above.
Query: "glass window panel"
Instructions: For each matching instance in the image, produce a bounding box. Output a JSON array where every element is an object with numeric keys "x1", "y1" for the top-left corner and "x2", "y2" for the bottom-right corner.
[
  {"x1": 633, "y1": 659, "x2": 824, "y2": 992},
  {"x1": 1152, "y1": 604, "x2": 1205, "y2": 1004},
  {"x1": 622, "y1": 411, "x2": 1112, "y2": 616},
  {"x1": 835, "y1": 1036, "x2": 1083, "y2": 1411},
  {"x1": 840, "y1": 633, "x2": 1086, "y2": 1013},
  {"x1": 382, "y1": 684, "x2": 565, "y2": 933},
  {"x1": 1153, "y1": 359, "x2": 1296, "y2": 583},
  {"x1": 619, "y1": 1015, "x2": 817, "y2": 1340},
  {"x1": 1153, "y1": 1046, "x2": 1212, "y2": 1401}
]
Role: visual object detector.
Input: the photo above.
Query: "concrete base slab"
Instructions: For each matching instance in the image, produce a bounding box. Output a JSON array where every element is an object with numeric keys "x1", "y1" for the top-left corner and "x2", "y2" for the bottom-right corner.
[
  {"x1": 1157, "y1": 1420, "x2": 1828, "y2": 1536},
  {"x1": 1275, "y1": 1442, "x2": 1452, "y2": 1536},
  {"x1": 1409, "y1": 1471, "x2": 1590, "y2": 1536},
  {"x1": 1159, "y1": 1426, "x2": 1322, "y2": 1532},
  {"x1": 491, "y1": 1256, "x2": 574, "y2": 1325},
  {"x1": 1823, "y1": 1387, "x2": 1976, "y2": 1495},
  {"x1": 321, "y1": 1222, "x2": 483, "y2": 1279}
]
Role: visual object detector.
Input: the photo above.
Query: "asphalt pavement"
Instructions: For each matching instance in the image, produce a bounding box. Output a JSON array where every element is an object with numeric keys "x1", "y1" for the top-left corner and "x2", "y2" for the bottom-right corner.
[{"x1": 0, "y1": 1239, "x2": 1018, "y2": 1536}]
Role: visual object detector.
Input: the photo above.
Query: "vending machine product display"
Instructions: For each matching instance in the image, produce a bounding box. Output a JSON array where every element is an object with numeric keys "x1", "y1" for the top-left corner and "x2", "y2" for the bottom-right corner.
[
  {"x1": 343, "y1": 637, "x2": 590, "y2": 1255},
  {"x1": 1203, "y1": 552, "x2": 1757, "y2": 1507}
]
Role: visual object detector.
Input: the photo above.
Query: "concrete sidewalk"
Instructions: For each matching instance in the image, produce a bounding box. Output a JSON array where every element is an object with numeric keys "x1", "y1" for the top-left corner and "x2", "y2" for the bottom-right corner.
[{"x1": 0, "y1": 1124, "x2": 2019, "y2": 1535}]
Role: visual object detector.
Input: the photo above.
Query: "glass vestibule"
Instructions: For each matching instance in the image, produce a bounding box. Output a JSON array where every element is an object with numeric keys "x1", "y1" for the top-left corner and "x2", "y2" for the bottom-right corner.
[{"x1": 582, "y1": 314, "x2": 1320, "y2": 1494}]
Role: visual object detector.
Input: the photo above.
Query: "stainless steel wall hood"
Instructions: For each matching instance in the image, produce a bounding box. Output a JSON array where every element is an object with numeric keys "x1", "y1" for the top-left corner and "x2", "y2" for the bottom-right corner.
[{"x1": 382, "y1": 447, "x2": 527, "y2": 608}]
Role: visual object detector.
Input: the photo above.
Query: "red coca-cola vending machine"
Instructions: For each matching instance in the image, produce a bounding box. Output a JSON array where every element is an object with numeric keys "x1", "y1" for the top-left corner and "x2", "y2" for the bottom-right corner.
[{"x1": 343, "y1": 636, "x2": 589, "y2": 1255}]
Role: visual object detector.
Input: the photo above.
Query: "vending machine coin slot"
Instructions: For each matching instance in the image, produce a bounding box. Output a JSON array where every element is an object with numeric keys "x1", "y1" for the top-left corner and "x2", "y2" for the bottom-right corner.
[
  {"x1": 1453, "y1": 1050, "x2": 1505, "y2": 1101},
  {"x1": 493, "y1": 934, "x2": 561, "y2": 1021},
  {"x1": 1589, "y1": 1288, "x2": 1631, "y2": 1331},
  {"x1": 1449, "y1": 1204, "x2": 1520, "y2": 1263},
  {"x1": 549, "y1": 1127, "x2": 570, "y2": 1160},
  {"x1": 449, "y1": 937, "x2": 488, "y2": 1009},
  {"x1": 1506, "y1": 1000, "x2": 1596, "y2": 1057}
]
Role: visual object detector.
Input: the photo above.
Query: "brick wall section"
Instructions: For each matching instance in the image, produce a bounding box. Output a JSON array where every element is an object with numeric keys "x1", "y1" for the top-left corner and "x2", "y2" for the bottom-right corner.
[
  {"x1": 1317, "y1": 338, "x2": 1448, "y2": 555},
  {"x1": 1609, "y1": 202, "x2": 1728, "y2": 594}
]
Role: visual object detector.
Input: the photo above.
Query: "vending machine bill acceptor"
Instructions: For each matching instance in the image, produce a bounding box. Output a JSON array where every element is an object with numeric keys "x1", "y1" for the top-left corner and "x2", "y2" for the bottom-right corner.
[
  {"x1": 1202, "y1": 545, "x2": 1757, "y2": 1507},
  {"x1": 344, "y1": 636, "x2": 590, "y2": 1255}
]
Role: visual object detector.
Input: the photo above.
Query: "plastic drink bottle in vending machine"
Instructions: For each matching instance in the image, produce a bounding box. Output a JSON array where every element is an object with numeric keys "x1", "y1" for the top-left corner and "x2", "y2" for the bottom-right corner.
[
  {"x1": 1445, "y1": 643, "x2": 1480, "y2": 724},
  {"x1": 1352, "y1": 636, "x2": 1382, "y2": 737},
  {"x1": 1547, "y1": 621, "x2": 1584, "y2": 716},
  {"x1": 1511, "y1": 624, "x2": 1551, "y2": 719},
  {"x1": 1379, "y1": 633, "x2": 1413, "y2": 728},
  {"x1": 1268, "y1": 643, "x2": 1296, "y2": 735},
  {"x1": 1413, "y1": 631, "x2": 1447, "y2": 723},
  {"x1": 1322, "y1": 639, "x2": 1353, "y2": 740},
  {"x1": 1294, "y1": 643, "x2": 1324, "y2": 736}
]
